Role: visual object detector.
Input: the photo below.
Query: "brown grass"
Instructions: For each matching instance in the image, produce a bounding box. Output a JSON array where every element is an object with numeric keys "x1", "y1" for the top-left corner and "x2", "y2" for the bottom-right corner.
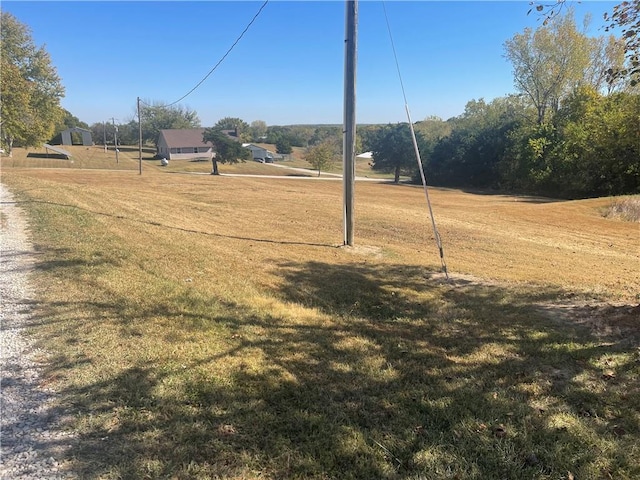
[
  {"x1": 1, "y1": 152, "x2": 639, "y2": 479},
  {"x1": 3, "y1": 163, "x2": 636, "y2": 299}
]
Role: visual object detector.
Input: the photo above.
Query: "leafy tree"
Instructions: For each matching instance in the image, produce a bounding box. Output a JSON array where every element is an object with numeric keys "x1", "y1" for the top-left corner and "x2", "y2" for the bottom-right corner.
[
  {"x1": 502, "y1": 121, "x2": 558, "y2": 194},
  {"x1": 426, "y1": 97, "x2": 527, "y2": 189},
  {"x1": 0, "y1": 12, "x2": 65, "y2": 155},
  {"x1": 367, "y1": 123, "x2": 421, "y2": 184},
  {"x1": 604, "y1": 1, "x2": 640, "y2": 85},
  {"x1": 413, "y1": 116, "x2": 453, "y2": 142},
  {"x1": 426, "y1": 86, "x2": 640, "y2": 198},
  {"x1": 357, "y1": 124, "x2": 383, "y2": 151},
  {"x1": 305, "y1": 141, "x2": 337, "y2": 176},
  {"x1": 89, "y1": 123, "x2": 105, "y2": 146},
  {"x1": 56, "y1": 109, "x2": 89, "y2": 131},
  {"x1": 532, "y1": 0, "x2": 639, "y2": 86},
  {"x1": 504, "y1": 11, "x2": 590, "y2": 124},
  {"x1": 202, "y1": 128, "x2": 250, "y2": 175},
  {"x1": 551, "y1": 86, "x2": 640, "y2": 196},
  {"x1": 275, "y1": 138, "x2": 293, "y2": 154},
  {"x1": 585, "y1": 34, "x2": 627, "y2": 93},
  {"x1": 88, "y1": 121, "x2": 122, "y2": 146},
  {"x1": 115, "y1": 120, "x2": 139, "y2": 146},
  {"x1": 249, "y1": 120, "x2": 268, "y2": 141},
  {"x1": 308, "y1": 125, "x2": 342, "y2": 146},
  {"x1": 214, "y1": 117, "x2": 249, "y2": 140},
  {"x1": 265, "y1": 126, "x2": 308, "y2": 147},
  {"x1": 140, "y1": 102, "x2": 200, "y2": 145}
]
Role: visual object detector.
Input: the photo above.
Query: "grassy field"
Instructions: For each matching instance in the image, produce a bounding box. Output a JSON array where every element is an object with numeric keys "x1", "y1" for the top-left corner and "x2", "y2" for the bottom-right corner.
[
  {"x1": 1, "y1": 150, "x2": 639, "y2": 479},
  {"x1": 2, "y1": 144, "x2": 401, "y2": 179}
]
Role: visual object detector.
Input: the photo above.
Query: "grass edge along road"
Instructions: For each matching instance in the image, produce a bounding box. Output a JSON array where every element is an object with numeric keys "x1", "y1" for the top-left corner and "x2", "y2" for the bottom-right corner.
[{"x1": 1, "y1": 167, "x2": 639, "y2": 479}]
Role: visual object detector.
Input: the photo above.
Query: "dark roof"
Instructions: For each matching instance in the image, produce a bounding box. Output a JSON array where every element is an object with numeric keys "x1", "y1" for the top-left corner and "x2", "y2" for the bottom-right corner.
[
  {"x1": 220, "y1": 129, "x2": 242, "y2": 141},
  {"x1": 159, "y1": 129, "x2": 212, "y2": 148},
  {"x1": 62, "y1": 127, "x2": 92, "y2": 134}
]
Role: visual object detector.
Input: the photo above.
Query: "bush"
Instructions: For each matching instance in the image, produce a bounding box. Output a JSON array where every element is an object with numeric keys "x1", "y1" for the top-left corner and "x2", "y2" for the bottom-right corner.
[{"x1": 602, "y1": 196, "x2": 640, "y2": 222}]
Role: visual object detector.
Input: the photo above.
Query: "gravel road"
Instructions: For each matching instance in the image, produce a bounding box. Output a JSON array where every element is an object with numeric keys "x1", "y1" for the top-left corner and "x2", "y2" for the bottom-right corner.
[{"x1": 1, "y1": 183, "x2": 76, "y2": 479}]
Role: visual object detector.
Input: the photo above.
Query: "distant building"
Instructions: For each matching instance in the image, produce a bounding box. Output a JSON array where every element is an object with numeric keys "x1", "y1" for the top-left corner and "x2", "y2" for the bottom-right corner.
[
  {"x1": 60, "y1": 127, "x2": 93, "y2": 146},
  {"x1": 156, "y1": 129, "x2": 213, "y2": 161},
  {"x1": 243, "y1": 143, "x2": 276, "y2": 163}
]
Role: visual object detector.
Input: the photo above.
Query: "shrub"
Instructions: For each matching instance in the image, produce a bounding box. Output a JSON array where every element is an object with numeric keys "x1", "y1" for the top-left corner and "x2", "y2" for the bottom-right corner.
[{"x1": 602, "y1": 195, "x2": 640, "y2": 222}]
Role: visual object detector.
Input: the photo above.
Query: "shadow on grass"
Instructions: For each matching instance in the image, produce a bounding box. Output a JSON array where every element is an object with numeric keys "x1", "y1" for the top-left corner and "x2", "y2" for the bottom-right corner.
[
  {"x1": 26, "y1": 152, "x2": 70, "y2": 160},
  {"x1": 26, "y1": 260, "x2": 640, "y2": 479},
  {"x1": 458, "y1": 188, "x2": 565, "y2": 204}
]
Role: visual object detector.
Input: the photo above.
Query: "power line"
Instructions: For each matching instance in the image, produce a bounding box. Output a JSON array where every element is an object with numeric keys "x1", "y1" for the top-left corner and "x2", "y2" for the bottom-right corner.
[{"x1": 141, "y1": 0, "x2": 269, "y2": 108}]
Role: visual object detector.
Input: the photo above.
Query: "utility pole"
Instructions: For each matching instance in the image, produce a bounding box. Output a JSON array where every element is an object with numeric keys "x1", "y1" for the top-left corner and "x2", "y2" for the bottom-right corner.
[
  {"x1": 137, "y1": 97, "x2": 142, "y2": 175},
  {"x1": 103, "y1": 121, "x2": 107, "y2": 153},
  {"x1": 112, "y1": 117, "x2": 119, "y2": 164},
  {"x1": 343, "y1": 0, "x2": 358, "y2": 247}
]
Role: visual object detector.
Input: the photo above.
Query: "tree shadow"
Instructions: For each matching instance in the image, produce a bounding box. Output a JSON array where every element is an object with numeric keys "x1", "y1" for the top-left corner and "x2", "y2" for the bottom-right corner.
[
  {"x1": 458, "y1": 188, "x2": 566, "y2": 204},
  {"x1": 26, "y1": 260, "x2": 640, "y2": 479}
]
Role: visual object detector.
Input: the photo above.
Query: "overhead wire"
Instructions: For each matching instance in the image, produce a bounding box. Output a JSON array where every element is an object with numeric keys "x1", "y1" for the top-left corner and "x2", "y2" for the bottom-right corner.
[
  {"x1": 140, "y1": 0, "x2": 269, "y2": 108},
  {"x1": 381, "y1": 0, "x2": 449, "y2": 280}
]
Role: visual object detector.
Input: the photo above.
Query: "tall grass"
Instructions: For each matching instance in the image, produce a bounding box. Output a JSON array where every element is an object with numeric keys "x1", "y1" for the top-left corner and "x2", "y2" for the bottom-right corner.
[{"x1": 602, "y1": 195, "x2": 640, "y2": 222}]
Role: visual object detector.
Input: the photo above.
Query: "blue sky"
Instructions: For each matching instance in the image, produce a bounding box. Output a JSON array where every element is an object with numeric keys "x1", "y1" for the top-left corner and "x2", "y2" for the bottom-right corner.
[{"x1": 4, "y1": 1, "x2": 618, "y2": 127}]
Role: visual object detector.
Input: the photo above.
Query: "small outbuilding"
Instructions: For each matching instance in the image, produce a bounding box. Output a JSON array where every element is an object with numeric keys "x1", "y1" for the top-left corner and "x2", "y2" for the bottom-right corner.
[{"x1": 61, "y1": 127, "x2": 93, "y2": 146}]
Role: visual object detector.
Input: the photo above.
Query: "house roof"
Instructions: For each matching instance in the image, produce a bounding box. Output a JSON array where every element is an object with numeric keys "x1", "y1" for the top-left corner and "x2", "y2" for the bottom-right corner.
[
  {"x1": 159, "y1": 129, "x2": 212, "y2": 148},
  {"x1": 221, "y1": 129, "x2": 240, "y2": 140},
  {"x1": 243, "y1": 143, "x2": 267, "y2": 150},
  {"x1": 62, "y1": 127, "x2": 92, "y2": 134}
]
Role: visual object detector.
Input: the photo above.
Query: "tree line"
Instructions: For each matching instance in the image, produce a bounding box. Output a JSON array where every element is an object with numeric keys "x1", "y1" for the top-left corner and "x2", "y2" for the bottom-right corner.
[
  {"x1": 393, "y1": 87, "x2": 639, "y2": 199},
  {"x1": 363, "y1": 10, "x2": 639, "y2": 199}
]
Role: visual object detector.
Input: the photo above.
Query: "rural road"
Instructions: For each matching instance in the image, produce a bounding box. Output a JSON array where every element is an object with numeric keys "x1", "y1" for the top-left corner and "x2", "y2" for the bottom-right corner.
[
  {"x1": 177, "y1": 161, "x2": 391, "y2": 182},
  {"x1": 262, "y1": 162, "x2": 392, "y2": 181}
]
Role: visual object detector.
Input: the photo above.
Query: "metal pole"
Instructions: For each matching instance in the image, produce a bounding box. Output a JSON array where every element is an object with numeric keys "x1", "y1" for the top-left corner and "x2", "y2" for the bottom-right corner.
[
  {"x1": 103, "y1": 121, "x2": 107, "y2": 153},
  {"x1": 112, "y1": 117, "x2": 119, "y2": 164},
  {"x1": 138, "y1": 97, "x2": 143, "y2": 175},
  {"x1": 343, "y1": 0, "x2": 357, "y2": 246}
]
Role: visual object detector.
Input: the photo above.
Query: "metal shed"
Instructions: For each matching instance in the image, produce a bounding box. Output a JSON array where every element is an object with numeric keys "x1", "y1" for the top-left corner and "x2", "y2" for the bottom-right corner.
[{"x1": 61, "y1": 127, "x2": 93, "y2": 146}]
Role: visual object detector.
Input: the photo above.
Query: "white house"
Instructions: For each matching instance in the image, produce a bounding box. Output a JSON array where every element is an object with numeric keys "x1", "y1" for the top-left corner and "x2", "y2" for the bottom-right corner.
[
  {"x1": 243, "y1": 143, "x2": 275, "y2": 163},
  {"x1": 156, "y1": 129, "x2": 214, "y2": 161}
]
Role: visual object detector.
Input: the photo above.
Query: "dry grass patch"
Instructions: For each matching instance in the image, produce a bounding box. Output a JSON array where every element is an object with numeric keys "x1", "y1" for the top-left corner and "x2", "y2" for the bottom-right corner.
[
  {"x1": 1, "y1": 167, "x2": 639, "y2": 479},
  {"x1": 602, "y1": 195, "x2": 640, "y2": 222},
  {"x1": 0, "y1": 145, "x2": 154, "y2": 171}
]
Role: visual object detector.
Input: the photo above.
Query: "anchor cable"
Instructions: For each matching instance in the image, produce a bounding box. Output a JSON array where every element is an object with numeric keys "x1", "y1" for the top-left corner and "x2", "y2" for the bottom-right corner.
[{"x1": 381, "y1": 1, "x2": 449, "y2": 279}]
